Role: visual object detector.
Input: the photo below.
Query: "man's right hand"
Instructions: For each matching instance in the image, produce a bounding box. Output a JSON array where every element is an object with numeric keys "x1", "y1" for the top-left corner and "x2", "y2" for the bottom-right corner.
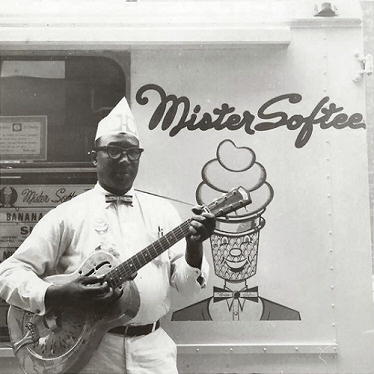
[{"x1": 45, "y1": 276, "x2": 120, "y2": 312}]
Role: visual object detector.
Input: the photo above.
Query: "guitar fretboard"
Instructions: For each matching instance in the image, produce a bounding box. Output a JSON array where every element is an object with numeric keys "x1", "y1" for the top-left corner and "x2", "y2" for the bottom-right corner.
[{"x1": 105, "y1": 219, "x2": 192, "y2": 288}]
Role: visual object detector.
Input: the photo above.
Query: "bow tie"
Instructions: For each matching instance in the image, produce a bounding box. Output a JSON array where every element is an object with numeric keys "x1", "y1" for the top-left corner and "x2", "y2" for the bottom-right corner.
[
  {"x1": 213, "y1": 285, "x2": 259, "y2": 303},
  {"x1": 105, "y1": 194, "x2": 133, "y2": 205}
]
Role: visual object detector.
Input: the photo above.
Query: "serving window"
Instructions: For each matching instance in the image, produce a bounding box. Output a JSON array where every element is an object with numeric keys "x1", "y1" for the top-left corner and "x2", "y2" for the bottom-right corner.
[{"x1": 0, "y1": 56, "x2": 127, "y2": 166}]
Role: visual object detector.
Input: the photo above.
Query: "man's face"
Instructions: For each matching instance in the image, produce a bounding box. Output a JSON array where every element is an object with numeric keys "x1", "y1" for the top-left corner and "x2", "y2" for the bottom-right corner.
[{"x1": 92, "y1": 133, "x2": 141, "y2": 195}]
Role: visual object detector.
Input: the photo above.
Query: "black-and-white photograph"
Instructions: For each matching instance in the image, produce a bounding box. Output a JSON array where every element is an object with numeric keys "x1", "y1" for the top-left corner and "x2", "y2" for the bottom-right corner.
[{"x1": 0, "y1": 1, "x2": 373, "y2": 373}]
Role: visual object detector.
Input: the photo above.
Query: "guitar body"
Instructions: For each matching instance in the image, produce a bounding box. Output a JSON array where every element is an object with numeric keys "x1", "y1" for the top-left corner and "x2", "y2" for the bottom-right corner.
[{"x1": 8, "y1": 250, "x2": 140, "y2": 374}]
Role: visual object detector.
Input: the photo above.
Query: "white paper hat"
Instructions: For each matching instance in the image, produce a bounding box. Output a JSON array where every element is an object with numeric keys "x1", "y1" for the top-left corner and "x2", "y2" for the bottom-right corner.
[{"x1": 95, "y1": 96, "x2": 139, "y2": 142}]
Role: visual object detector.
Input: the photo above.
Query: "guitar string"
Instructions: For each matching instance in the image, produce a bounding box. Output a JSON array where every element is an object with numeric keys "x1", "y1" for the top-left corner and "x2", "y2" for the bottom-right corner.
[
  {"x1": 107, "y1": 220, "x2": 192, "y2": 287},
  {"x1": 134, "y1": 189, "x2": 195, "y2": 206}
]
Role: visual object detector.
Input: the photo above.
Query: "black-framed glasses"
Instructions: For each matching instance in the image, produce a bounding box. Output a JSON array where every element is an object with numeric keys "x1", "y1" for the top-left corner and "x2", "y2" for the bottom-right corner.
[{"x1": 96, "y1": 146, "x2": 144, "y2": 161}]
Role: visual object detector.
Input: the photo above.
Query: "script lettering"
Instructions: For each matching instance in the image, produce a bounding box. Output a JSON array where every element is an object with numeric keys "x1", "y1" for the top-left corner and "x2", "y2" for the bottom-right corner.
[
  {"x1": 136, "y1": 84, "x2": 365, "y2": 148},
  {"x1": 22, "y1": 189, "x2": 50, "y2": 204},
  {"x1": 51, "y1": 188, "x2": 77, "y2": 204},
  {"x1": 136, "y1": 84, "x2": 256, "y2": 137}
]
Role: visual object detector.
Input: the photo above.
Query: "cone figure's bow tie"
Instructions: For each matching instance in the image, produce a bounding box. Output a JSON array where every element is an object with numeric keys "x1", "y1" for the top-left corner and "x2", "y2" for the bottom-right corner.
[
  {"x1": 213, "y1": 286, "x2": 259, "y2": 303},
  {"x1": 105, "y1": 194, "x2": 133, "y2": 204}
]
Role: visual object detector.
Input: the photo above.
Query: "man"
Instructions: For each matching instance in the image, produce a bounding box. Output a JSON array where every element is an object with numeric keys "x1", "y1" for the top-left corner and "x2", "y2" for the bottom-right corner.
[{"x1": 0, "y1": 96, "x2": 215, "y2": 373}]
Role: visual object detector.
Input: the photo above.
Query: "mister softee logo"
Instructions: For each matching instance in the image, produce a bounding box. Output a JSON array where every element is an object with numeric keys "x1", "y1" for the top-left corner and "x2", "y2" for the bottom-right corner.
[
  {"x1": 0, "y1": 187, "x2": 80, "y2": 208},
  {"x1": 136, "y1": 84, "x2": 365, "y2": 148}
]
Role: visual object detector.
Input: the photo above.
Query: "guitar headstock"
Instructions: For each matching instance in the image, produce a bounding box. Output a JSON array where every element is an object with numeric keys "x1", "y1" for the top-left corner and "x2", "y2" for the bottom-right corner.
[{"x1": 205, "y1": 187, "x2": 252, "y2": 218}]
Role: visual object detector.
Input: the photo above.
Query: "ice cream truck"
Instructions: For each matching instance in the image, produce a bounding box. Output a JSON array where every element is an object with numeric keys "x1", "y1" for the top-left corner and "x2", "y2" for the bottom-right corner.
[{"x1": 0, "y1": 0, "x2": 373, "y2": 373}]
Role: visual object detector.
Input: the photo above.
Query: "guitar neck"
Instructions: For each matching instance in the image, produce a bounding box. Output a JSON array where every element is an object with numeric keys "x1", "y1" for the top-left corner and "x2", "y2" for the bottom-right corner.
[
  {"x1": 105, "y1": 218, "x2": 192, "y2": 288},
  {"x1": 105, "y1": 186, "x2": 252, "y2": 289}
]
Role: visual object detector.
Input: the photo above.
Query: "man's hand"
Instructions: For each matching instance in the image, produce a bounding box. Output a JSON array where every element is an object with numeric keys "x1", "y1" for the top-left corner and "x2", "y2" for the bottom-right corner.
[
  {"x1": 185, "y1": 206, "x2": 216, "y2": 269},
  {"x1": 45, "y1": 276, "x2": 121, "y2": 312},
  {"x1": 188, "y1": 206, "x2": 216, "y2": 243}
]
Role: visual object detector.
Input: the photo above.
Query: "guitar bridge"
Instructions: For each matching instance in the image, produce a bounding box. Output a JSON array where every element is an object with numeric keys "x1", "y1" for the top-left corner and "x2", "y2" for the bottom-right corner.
[{"x1": 13, "y1": 322, "x2": 39, "y2": 353}]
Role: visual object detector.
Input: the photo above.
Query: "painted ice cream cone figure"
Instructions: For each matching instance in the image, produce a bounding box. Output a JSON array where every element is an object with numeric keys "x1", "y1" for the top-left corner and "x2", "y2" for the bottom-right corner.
[
  {"x1": 172, "y1": 139, "x2": 301, "y2": 321},
  {"x1": 196, "y1": 139, "x2": 273, "y2": 282},
  {"x1": 3, "y1": 187, "x2": 13, "y2": 208},
  {"x1": 0, "y1": 186, "x2": 17, "y2": 208}
]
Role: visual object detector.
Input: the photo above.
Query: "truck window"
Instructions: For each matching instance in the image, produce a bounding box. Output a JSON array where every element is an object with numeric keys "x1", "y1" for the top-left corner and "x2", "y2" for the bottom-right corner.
[{"x1": 0, "y1": 56, "x2": 127, "y2": 165}]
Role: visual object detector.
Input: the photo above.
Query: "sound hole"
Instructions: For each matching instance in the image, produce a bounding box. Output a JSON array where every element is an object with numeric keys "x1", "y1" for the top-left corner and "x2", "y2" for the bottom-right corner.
[{"x1": 84, "y1": 261, "x2": 112, "y2": 277}]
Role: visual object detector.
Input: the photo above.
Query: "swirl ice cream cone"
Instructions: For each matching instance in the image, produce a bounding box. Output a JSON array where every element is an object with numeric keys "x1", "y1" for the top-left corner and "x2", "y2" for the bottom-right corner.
[{"x1": 196, "y1": 140, "x2": 274, "y2": 282}]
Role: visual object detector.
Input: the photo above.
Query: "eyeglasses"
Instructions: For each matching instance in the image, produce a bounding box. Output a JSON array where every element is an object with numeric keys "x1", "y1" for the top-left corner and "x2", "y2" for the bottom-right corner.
[{"x1": 96, "y1": 146, "x2": 144, "y2": 161}]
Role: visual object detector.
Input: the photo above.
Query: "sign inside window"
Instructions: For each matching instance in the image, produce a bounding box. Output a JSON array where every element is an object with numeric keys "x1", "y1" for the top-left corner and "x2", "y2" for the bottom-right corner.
[{"x1": 0, "y1": 116, "x2": 47, "y2": 162}]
